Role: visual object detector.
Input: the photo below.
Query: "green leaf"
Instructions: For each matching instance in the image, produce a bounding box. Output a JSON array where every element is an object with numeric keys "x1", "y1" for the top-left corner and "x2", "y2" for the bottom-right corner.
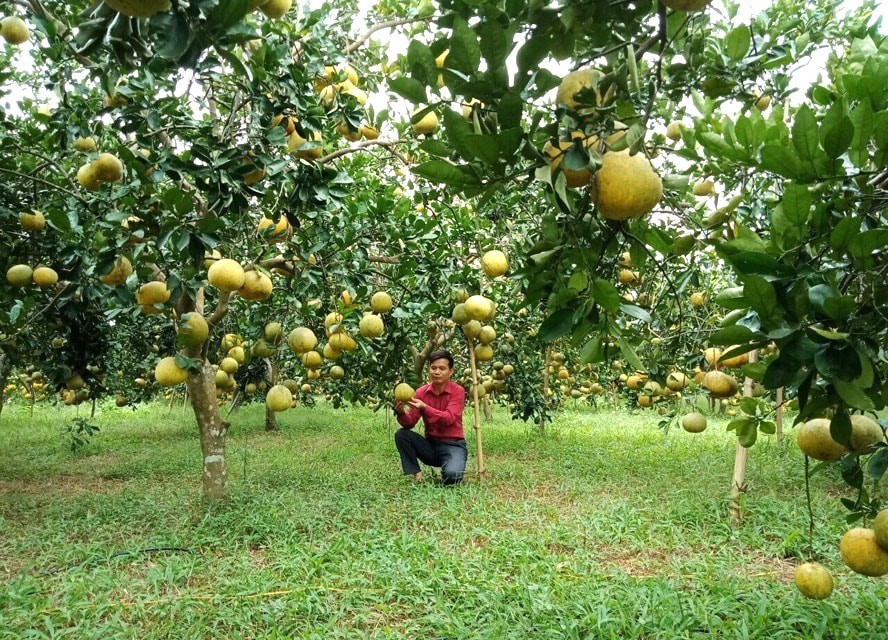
[
  {"x1": 538, "y1": 308, "x2": 576, "y2": 342},
  {"x1": 867, "y1": 447, "x2": 888, "y2": 481},
  {"x1": 407, "y1": 40, "x2": 438, "y2": 88},
  {"x1": 579, "y1": 336, "x2": 605, "y2": 364},
  {"x1": 763, "y1": 355, "x2": 801, "y2": 389},
  {"x1": 465, "y1": 134, "x2": 499, "y2": 165},
  {"x1": 619, "y1": 304, "x2": 651, "y2": 323},
  {"x1": 848, "y1": 229, "x2": 888, "y2": 260},
  {"x1": 791, "y1": 104, "x2": 821, "y2": 165},
  {"x1": 725, "y1": 25, "x2": 751, "y2": 60},
  {"x1": 829, "y1": 217, "x2": 861, "y2": 251},
  {"x1": 830, "y1": 411, "x2": 852, "y2": 448},
  {"x1": 728, "y1": 417, "x2": 758, "y2": 447},
  {"x1": 592, "y1": 278, "x2": 620, "y2": 313},
  {"x1": 412, "y1": 161, "x2": 465, "y2": 187},
  {"x1": 618, "y1": 337, "x2": 644, "y2": 371},
  {"x1": 714, "y1": 286, "x2": 746, "y2": 310},
  {"x1": 760, "y1": 145, "x2": 801, "y2": 179},
  {"x1": 448, "y1": 16, "x2": 481, "y2": 75},
  {"x1": 388, "y1": 77, "x2": 427, "y2": 104},
  {"x1": 849, "y1": 101, "x2": 873, "y2": 168},
  {"x1": 478, "y1": 19, "x2": 510, "y2": 70},
  {"x1": 568, "y1": 271, "x2": 589, "y2": 292},
  {"x1": 710, "y1": 325, "x2": 755, "y2": 346},
  {"x1": 833, "y1": 379, "x2": 875, "y2": 411},
  {"x1": 497, "y1": 92, "x2": 523, "y2": 130},
  {"x1": 822, "y1": 114, "x2": 854, "y2": 159},
  {"x1": 743, "y1": 275, "x2": 781, "y2": 328}
]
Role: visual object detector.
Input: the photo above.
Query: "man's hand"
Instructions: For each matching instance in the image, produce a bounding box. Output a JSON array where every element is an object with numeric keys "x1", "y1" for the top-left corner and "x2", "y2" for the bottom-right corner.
[
  {"x1": 393, "y1": 400, "x2": 405, "y2": 414},
  {"x1": 407, "y1": 398, "x2": 427, "y2": 412}
]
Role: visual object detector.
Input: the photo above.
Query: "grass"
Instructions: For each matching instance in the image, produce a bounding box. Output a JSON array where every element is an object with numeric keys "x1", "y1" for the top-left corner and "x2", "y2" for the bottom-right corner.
[{"x1": 0, "y1": 399, "x2": 886, "y2": 639}]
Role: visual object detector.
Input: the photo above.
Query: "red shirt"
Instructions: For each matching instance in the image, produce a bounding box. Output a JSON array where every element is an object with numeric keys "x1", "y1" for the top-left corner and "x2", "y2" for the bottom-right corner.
[{"x1": 396, "y1": 380, "x2": 466, "y2": 440}]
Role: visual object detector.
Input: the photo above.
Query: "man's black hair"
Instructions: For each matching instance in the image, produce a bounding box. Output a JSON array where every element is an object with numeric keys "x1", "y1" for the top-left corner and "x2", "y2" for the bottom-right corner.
[{"x1": 428, "y1": 350, "x2": 454, "y2": 368}]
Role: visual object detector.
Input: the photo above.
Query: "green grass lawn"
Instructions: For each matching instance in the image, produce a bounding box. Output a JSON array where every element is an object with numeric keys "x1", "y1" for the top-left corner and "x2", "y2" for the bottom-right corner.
[{"x1": 0, "y1": 400, "x2": 885, "y2": 639}]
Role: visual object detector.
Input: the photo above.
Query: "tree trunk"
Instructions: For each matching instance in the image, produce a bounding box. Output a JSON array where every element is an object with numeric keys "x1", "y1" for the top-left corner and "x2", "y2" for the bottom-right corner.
[
  {"x1": 186, "y1": 361, "x2": 229, "y2": 501},
  {"x1": 0, "y1": 353, "x2": 9, "y2": 424},
  {"x1": 265, "y1": 358, "x2": 279, "y2": 432}
]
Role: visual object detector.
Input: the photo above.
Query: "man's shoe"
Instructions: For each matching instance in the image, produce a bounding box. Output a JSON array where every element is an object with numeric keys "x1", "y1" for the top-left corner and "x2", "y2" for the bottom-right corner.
[{"x1": 409, "y1": 471, "x2": 424, "y2": 483}]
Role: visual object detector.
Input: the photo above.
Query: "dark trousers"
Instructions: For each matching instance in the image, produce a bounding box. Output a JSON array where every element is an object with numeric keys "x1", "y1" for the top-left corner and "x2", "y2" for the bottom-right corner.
[{"x1": 394, "y1": 428, "x2": 467, "y2": 485}]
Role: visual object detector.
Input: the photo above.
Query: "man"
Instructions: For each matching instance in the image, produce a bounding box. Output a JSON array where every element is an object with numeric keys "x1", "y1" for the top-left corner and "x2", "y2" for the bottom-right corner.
[{"x1": 394, "y1": 350, "x2": 467, "y2": 485}]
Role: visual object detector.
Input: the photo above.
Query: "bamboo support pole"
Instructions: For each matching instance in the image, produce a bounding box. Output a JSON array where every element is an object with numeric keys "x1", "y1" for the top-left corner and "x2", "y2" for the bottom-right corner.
[
  {"x1": 540, "y1": 346, "x2": 552, "y2": 434},
  {"x1": 466, "y1": 335, "x2": 485, "y2": 477}
]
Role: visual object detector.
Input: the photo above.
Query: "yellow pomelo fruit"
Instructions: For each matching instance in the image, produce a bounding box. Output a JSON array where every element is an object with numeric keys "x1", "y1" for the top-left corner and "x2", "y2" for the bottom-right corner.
[
  {"x1": 73, "y1": 136, "x2": 97, "y2": 152},
  {"x1": 411, "y1": 109, "x2": 439, "y2": 135},
  {"x1": 619, "y1": 269, "x2": 638, "y2": 285},
  {"x1": 306, "y1": 369, "x2": 321, "y2": 380},
  {"x1": 795, "y1": 419, "x2": 846, "y2": 461},
  {"x1": 32, "y1": 267, "x2": 58, "y2": 287},
  {"x1": 370, "y1": 291, "x2": 393, "y2": 313},
  {"x1": 340, "y1": 290, "x2": 355, "y2": 307},
  {"x1": 6, "y1": 264, "x2": 33, "y2": 287},
  {"x1": 328, "y1": 332, "x2": 357, "y2": 352},
  {"x1": 474, "y1": 344, "x2": 494, "y2": 362},
  {"x1": 324, "y1": 311, "x2": 344, "y2": 333},
  {"x1": 478, "y1": 325, "x2": 496, "y2": 345},
  {"x1": 227, "y1": 346, "x2": 245, "y2": 364},
  {"x1": 92, "y1": 153, "x2": 124, "y2": 182},
  {"x1": 322, "y1": 342, "x2": 341, "y2": 360},
  {"x1": 214, "y1": 369, "x2": 230, "y2": 387},
  {"x1": 681, "y1": 412, "x2": 707, "y2": 433},
  {"x1": 261, "y1": 0, "x2": 293, "y2": 19},
  {"x1": 849, "y1": 414, "x2": 883, "y2": 455},
  {"x1": 20, "y1": 210, "x2": 45, "y2": 232},
  {"x1": 462, "y1": 320, "x2": 482, "y2": 339},
  {"x1": 543, "y1": 131, "x2": 595, "y2": 188},
  {"x1": 703, "y1": 347, "x2": 722, "y2": 367},
  {"x1": 840, "y1": 528, "x2": 888, "y2": 577},
  {"x1": 794, "y1": 563, "x2": 833, "y2": 600},
  {"x1": 136, "y1": 281, "x2": 170, "y2": 305},
  {"x1": 0, "y1": 16, "x2": 30, "y2": 45},
  {"x1": 105, "y1": 0, "x2": 172, "y2": 18},
  {"x1": 435, "y1": 49, "x2": 449, "y2": 68},
  {"x1": 287, "y1": 327, "x2": 317, "y2": 355},
  {"x1": 873, "y1": 510, "x2": 888, "y2": 551},
  {"x1": 665, "y1": 121, "x2": 683, "y2": 141},
  {"x1": 266, "y1": 385, "x2": 292, "y2": 412},
  {"x1": 281, "y1": 379, "x2": 299, "y2": 394},
  {"x1": 257, "y1": 216, "x2": 292, "y2": 243},
  {"x1": 329, "y1": 365, "x2": 345, "y2": 380},
  {"x1": 394, "y1": 383, "x2": 415, "y2": 402},
  {"x1": 721, "y1": 348, "x2": 750, "y2": 369},
  {"x1": 592, "y1": 151, "x2": 663, "y2": 221},
  {"x1": 239, "y1": 271, "x2": 273, "y2": 301},
  {"x1": 177, "y1": 313, "x2": 209, "y2": 347},
  {"x1": 154, "y1": 356, "x2": 188, "y2": 387},
  {"x1": 481, "y1": 250, "x2": 508, "y2": 278},
  {"x1": 626, "y1": 374, "x2": 642, "y2": 390},
  {"x1": 220, "y1": 333, "x2": 242, "y2": 350},
  {"x1": 690, "y1": 292, "x2": 706, "y2": 307},
  {"x1": 203, "y1": 249, "x2": 221, "y2": 270},
  {"x1": 66, "y1": 374, "x2": 86, "y2": 390},
  {"x1": 264, "y1": 321, "x2": 283, "y2": 343},
  {"x1": 702, "y1": 370, "x2": 739, "y2": 398},
  {"x1": 464, "y1": 295, "x2": 494, "y2": 322},
  {"x1": 666, "y1": 372, "x2": 688, "y2": 391},
  {"x1": 99, "y1": 256, "x2": 133, "y2": 286},
  {"x1": 252, "y1": 339, "x2": 275, "y2": 358},
  {"x1": 288, "y1": 130, "x2": 324, "y2": 160},
  {"x1": 248, "y1": 0, "x2": 271, "y2": 10},
  {"x1": 220, "y1": 357, "x2": 239, "y2": 374},
  {"x1": 662, "y1": 0, "x2": 713, "y2": 11},
  {"x1": 337, "y1": 120, "x2": 363, "y2": 142},
  {"x1": 359, "y1": 313, "x2": 384, "y2": 338},
  {"x1": 451, "y1": 303, "x2": 470, "y2": 325},
  {"x1": 360, "y1": 124, "x2": 379, "y2": 140},
  {"x1": 754, "y1": 94, "x2": 772, "y2": 111},
  {"x1": 77, "y1": 163, "x2": 101, "y2": 191},
  {"x1": 208, "y1": 258, "x2": 245, "y2": 292},
  {"x1": 555, "y1": 68, "x2": 613, "y2": 111},
  {"x1": 301, "y1": 350, "x2": 323, "y2": 369},
  {"x1": 693, "y1": 180, "x2": 716, "y2": 197}
]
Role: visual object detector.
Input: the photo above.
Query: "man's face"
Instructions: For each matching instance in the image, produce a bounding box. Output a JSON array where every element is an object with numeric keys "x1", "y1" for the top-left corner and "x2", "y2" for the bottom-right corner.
[{"x1": 429, "y1": 358, "x2": 453, "y2": 385}]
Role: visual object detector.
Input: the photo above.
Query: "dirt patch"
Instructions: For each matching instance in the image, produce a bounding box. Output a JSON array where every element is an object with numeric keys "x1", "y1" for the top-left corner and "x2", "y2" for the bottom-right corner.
[
  {"x1": 0, "y1": 474, "x2": 126, "y2": 497},
  {"x1": 608, "y1": 547, "x2": 671, "y2": 578},
  {"x1": 730, "y1": 550, "x2": 796, "y2": 584}
]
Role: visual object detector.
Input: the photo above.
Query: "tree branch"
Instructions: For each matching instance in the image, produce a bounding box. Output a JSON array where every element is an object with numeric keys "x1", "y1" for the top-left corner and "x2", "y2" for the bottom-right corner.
[
  {"x1": 344, "y1": 16, "x2": 433, "y2": 55},
  {"x1": 318, "y1": 139, "x2": 408, "y2": 165},
  {"x1": 207, "y1": 290, "x2": 232, "y2": 328},
  {"x1": 0, "y1": 167, "x2": 88, "y2": 205}
]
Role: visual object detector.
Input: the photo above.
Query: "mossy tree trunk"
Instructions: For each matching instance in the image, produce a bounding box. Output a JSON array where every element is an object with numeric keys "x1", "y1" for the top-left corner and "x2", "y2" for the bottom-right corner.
[
  {"x1": 186, "y1": 360, "x2": 229, "y2": 501},
  {"x1": 0, "y1": 353, "x2": 8, "y2": 424}
]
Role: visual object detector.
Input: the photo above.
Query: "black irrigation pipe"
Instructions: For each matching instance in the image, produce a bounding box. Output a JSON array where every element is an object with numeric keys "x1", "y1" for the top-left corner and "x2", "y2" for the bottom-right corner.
[{"x1": 40, "y1": 546, "x2": 197, "y2": 576}]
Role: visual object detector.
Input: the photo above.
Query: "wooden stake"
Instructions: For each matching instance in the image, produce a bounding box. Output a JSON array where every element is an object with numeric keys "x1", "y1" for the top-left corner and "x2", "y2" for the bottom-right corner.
[
  {"x1": 730, "y1": 350, "x2": 759, "y2": 523},
  {"x1": 775, "y1": 387, "x2": 784, "y2": 447},
  {"x1": 466, "y1": 335, "x2": 485, "y2": 476}
]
